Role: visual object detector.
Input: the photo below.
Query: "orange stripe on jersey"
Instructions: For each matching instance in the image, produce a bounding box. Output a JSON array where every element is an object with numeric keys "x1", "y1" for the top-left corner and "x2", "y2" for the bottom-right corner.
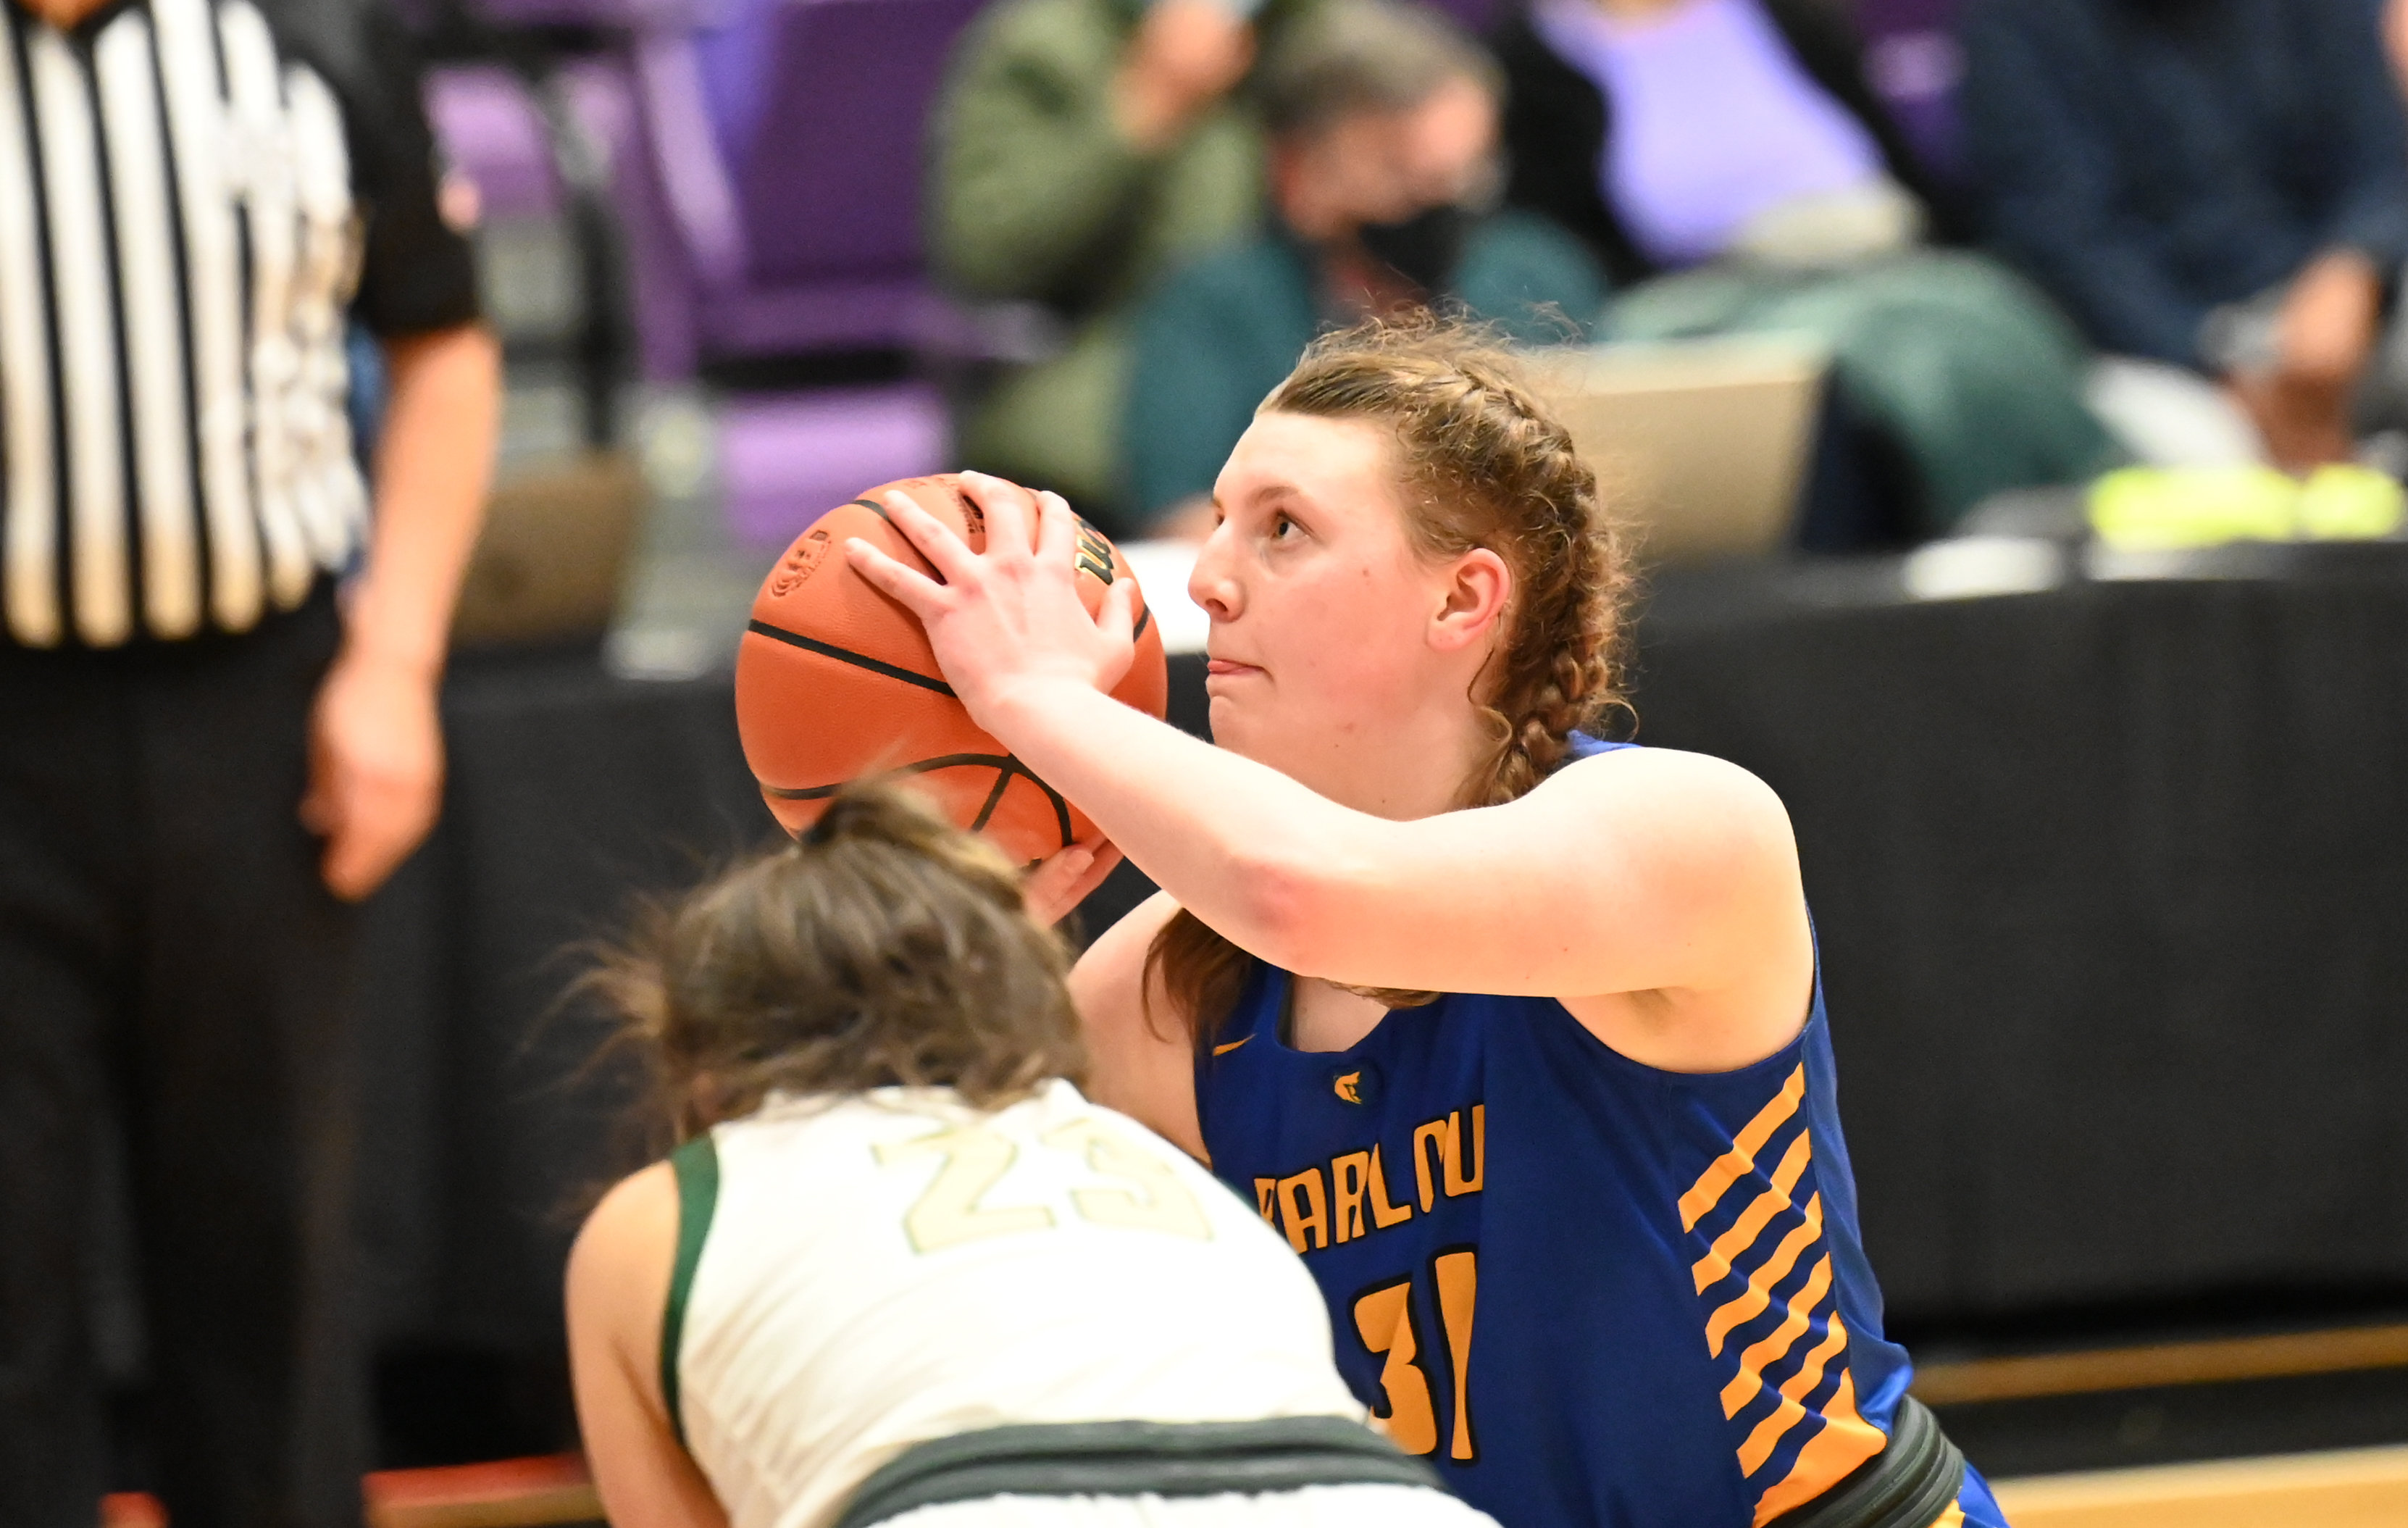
[
  {"x1": 1679, "y1": 1065, "x2": 1807, "y2": 1232},
  {"x1": 1749, "y1": 1355, "x2": 1889, "y2": 1524},
  {"x1": 1735, "y1": 1298, "x2": 1850, "y2": 1469},
  {"x1": 1694, "y1": 1128, "x2": 1816, "y2": 1293},
  {"x1": 1705, "y1": 1193, "x2": 1823, "y2": 1356},
  {"x1": 1721, "y1": 1253, "x2": 1834, "y2": 1419}
]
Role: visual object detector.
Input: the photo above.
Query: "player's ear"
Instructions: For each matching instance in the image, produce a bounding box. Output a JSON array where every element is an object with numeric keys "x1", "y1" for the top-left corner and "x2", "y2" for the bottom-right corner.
[{"x1": 1430, "y1": 546, "x2": 1510, "y2": 654}]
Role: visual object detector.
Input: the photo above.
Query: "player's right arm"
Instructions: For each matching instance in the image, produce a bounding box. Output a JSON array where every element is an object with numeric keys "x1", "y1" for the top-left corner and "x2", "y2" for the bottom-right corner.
[
  {"x1": 1071, "y1": 890, "x2": 1207, "y2": 1162},
  {"x1": 565, "y1": 1165, "x2": 730, "y2": 1528}
]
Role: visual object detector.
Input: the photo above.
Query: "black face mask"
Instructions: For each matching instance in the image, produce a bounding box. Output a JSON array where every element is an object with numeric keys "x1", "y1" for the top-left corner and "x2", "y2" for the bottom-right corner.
[{"x1": 1358, "y1": 203, "x2": 1470, "y2": 294}]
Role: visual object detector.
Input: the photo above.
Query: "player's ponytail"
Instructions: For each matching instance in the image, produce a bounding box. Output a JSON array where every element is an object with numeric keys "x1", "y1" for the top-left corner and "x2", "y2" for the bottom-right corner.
[
  {"x1": 588, "y1": 780, "x2": 1087, "y2": 1142},
  {"x1": 1147, "y1": 314, "x2": 1632, "y2": 1043}
]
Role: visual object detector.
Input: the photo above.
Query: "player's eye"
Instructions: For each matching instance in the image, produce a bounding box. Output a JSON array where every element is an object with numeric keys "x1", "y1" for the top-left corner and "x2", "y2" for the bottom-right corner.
[{"x1": 1269, "y1": 512, "x2": 1297, "y2": 540}]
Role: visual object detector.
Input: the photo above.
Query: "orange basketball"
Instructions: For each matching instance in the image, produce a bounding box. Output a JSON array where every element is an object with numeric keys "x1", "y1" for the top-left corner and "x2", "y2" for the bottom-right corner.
[{"x1": 734, "y1": 474, "x2": 1169, "y2": 867}]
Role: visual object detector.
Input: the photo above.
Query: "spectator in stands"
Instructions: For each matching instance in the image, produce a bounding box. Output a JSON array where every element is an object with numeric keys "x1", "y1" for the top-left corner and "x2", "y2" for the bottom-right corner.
[
  {"x1": 1960, "y1": 0, "x2": 2408, "y2": 473},
  {"x1": 929, "y1": 0, "x2": 1315, "y2": 532},
  {"x1": 1494, "y1": 0, "x2": 2115, "y2": 536},
  {"x1": 0, "y1": 0, "x2": 495, "y2": 1521},
  {"x1": 1123, "y1": 0, "x2": 1605, "y2": 533}
]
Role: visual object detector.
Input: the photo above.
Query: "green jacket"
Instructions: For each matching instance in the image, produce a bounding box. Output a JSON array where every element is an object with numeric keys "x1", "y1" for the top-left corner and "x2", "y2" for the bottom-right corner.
[
  {"x1": 927, "y1": 0, "x2": 1292, "y2": 512},
  {"x1": 1123, "y1": 214, "x2": 1610, "y2": 523}
]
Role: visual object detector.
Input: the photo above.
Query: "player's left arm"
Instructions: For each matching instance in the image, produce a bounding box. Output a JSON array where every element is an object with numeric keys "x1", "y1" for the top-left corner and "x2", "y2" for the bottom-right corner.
[
  {"x1": 1015, "y1": 698, "x2": 1803, "y2": 1013},
  {"x1": 847, "y1": 477, "x2": 1812, "y2": 1065},
  {"x1": 566, "y1": 1164, "x2": 732, "y2": 1528}
]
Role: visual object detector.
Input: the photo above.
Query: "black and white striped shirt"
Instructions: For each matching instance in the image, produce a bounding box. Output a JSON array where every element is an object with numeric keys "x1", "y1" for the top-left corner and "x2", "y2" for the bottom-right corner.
[{"x1": 0, "y1": 0, "x2": 477, "y2": 648}]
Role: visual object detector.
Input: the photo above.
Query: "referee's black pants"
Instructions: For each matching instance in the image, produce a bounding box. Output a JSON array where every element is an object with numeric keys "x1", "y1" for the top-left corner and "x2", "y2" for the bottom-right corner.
[{"x1": 0, "y1": 589, "x2": 369, "y2": 1528}]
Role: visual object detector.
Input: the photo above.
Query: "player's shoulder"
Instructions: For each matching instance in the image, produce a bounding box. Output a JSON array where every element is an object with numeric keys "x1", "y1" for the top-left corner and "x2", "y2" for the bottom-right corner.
[
  {"x1": 1069, "y1": 893, "x2": 1210, "y2": 1158},
  {"x1": 1544, "y1": 743, "x2": 1788, "y2": 817},
  {"x1": 565, "y1": 1158, "x2": 681, "y2": 1395},
  {"x1": 571, "y1": 1160, "x2": 680, "y2": 1293},
  {"x1": 1070, "y1": 890, "x2": 1184, "y2": 1011}
]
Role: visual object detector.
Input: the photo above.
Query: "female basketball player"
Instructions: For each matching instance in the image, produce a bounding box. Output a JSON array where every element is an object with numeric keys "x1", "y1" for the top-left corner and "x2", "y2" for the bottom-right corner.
[
  {"x1": 564, "y1": 784, "x2": 1498, "y2": 1528},
  {"x1": 845, "y1": 320, "x2": 2010, "y2": 1528}
]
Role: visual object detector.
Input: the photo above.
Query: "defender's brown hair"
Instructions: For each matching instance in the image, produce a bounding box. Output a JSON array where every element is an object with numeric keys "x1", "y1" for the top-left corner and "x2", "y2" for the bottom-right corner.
[
  {"x1": 588, "y1": 782, "x2": 1086, "y2": 1144},
  {"x1": 1146, "y1": 314, "x2": 1632, "y2": 1038}
]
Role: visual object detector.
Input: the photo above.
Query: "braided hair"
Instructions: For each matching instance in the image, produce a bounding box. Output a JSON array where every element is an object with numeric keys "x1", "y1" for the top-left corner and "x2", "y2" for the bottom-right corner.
[{"x1": 1147, "y1": 315, "x2": 1633, "y2": 1039}]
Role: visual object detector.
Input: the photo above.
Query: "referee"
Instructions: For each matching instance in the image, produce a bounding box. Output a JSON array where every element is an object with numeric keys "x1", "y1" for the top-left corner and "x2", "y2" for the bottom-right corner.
[{"x1": 0, "y1": 0, "x2": 498, "y2": 1520}]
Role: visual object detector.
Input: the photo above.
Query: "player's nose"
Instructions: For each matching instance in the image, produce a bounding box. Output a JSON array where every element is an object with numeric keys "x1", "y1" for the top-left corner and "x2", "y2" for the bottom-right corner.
[{"x1": 1188, "y1": 529, "x2": 1243, "y2": 622}]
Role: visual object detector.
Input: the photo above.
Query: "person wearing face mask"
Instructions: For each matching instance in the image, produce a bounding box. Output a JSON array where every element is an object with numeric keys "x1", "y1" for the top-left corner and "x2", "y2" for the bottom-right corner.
[
  {"x1": 1494, "y1": 0, "x2": 2118, "y2": 539},
  {"x1": 1121, "y1": 0, "x2": 1605, "y2": 538},
  {"x1": 931, "y1": 0, "x2": 1316, "y2": 536}
]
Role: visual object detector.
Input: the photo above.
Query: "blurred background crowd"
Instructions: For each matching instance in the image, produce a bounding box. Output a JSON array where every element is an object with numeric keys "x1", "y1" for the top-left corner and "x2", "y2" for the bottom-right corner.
[
  {"x1": 32, "y1": 0, "x2": 2408, "y2": 1520},
  {"x1": 372, "y1": 0, "x2": 2408, "y2": 679},
  {"x1": 411, "y1": 0, "x2": 2408, "y2": 679}
]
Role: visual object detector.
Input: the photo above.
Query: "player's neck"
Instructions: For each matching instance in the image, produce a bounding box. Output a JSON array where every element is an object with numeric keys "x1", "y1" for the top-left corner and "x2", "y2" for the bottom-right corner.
[{"x1": 1298, "y1": 700, "x2": 1490, "y2": 822}]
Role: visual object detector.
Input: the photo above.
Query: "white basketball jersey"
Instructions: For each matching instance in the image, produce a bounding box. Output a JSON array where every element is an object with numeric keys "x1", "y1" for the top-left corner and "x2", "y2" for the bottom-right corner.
[{"x1": 673, "y1": 1080, "x2": 1364, "y2": 1528}]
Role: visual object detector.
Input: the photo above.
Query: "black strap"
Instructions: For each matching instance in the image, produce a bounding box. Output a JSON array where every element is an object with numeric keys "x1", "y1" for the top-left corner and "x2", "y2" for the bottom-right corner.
[
  {"x1": 835, "y1": 1416, "x2": 1445, "y2": 1528},
  {"x1": 1765, "y1": 1396, "x2": 1965, "y2": 1528}
]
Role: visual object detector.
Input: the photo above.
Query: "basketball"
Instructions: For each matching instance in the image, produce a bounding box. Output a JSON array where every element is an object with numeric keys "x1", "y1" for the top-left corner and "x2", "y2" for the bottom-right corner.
[{"x1": 733, "y1": 474, "x2": 1169, "y2": 867}]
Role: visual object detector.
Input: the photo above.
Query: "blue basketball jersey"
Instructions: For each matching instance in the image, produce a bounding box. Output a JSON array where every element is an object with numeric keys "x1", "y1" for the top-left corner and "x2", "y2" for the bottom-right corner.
[{"x1": 1192, "y1": 738, "x2": 2007, "y2": 1528}]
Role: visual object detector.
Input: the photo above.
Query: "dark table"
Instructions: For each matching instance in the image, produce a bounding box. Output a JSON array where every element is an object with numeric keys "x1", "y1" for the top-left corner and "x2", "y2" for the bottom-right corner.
[{"x1": 359, "y1": 551, "x2": 2408, "y2": 1453}]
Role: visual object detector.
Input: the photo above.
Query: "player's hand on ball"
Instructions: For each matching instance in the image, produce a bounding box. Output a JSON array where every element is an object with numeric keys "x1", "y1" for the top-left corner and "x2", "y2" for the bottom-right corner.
[
  {"x1": 845, "y1": 472, "x2": 1138, "y2": 729},
  {"x1": 1022, "y1": 835, "x2": 1124, "y2": 926}
]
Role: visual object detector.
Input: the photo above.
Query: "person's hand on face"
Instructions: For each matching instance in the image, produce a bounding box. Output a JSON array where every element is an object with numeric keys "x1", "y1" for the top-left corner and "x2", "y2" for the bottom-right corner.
[
  {"x1": 2226, "y1": 249, "x2": 2380, "y2": 470},
  {"x1": 2280, "y1": 249, "x2": 2381, "y2": 391},
  {"x1": 2228, "y1": 370, "x2": 2354, "y2": 472},
  {"x1": 1115, "y1": 0, "x2": 1255, "y2": 152},
  {"x1": 843, "y1": 472, "x2": 1138, "y2": 732}
]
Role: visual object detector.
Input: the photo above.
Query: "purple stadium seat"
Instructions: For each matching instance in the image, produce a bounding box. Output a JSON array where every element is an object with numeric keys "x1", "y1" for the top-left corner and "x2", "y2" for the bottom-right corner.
[
  {"x1": 425, "y1": 0, "x2": 966, "y2": 539},
  {"x1": 627, "y1": 0, "x2": 987, "y2": 370},
  {"x1": 717, "y1": 384, "x2": 948, "y2": 550}
]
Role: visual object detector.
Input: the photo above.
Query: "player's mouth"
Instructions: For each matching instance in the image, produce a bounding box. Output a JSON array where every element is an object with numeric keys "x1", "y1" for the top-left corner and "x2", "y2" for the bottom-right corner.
[{"x1": 1204, "y1": 656, "x2": 1264, "y2": 680}]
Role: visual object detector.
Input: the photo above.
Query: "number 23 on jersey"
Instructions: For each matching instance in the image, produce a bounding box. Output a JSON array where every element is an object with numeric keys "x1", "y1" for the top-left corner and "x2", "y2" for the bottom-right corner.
[{"x1": 874, "y1": 1117, "x2": 1215, "y2": 1253}]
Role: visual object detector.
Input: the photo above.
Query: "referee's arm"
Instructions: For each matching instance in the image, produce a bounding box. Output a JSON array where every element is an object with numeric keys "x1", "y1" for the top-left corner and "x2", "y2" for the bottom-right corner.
[
  {"x1": 300, "y1": 1, "x2": 501, "y2": 901},
  {"x1": 302, "y1": 320, "x2": 499, "y2": 902}
]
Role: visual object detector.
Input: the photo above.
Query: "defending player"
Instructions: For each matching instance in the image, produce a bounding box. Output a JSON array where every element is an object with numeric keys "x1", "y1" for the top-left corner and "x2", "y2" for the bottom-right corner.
[
  {"x1": 564, "y1": 783, "x2": 1502, "y2": 1528},
  {"x1": 845, "y1": 320, "x2": 2011, "y2": 1528}
]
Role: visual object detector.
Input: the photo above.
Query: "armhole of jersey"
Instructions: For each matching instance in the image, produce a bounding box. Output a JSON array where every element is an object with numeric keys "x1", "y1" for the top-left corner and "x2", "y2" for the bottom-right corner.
[{"x1": 661, "y1": 1133, "x2": 720, "y2": 1454}]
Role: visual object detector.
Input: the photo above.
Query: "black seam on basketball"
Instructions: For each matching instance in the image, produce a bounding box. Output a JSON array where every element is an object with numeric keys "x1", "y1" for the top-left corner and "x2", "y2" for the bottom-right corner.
[
  {"x1": 1134, "y1": 602, "x2": 1152, "y2": 640},
  {"x1": 746, "y1": 619, "x2": 955, "y2": 696},
  {"x1": 762, "y1": 753, "x2": 1021, "y2": 801},
  {"x1": 969, "y1": 766, "x2": 1013, "y2": 832},
  {"x1": 1010, "y1": 756, "x2": 1075, "y2": 849},
  {"x1": 848, "y1": 498, "x2": 890, "y2": 522}
]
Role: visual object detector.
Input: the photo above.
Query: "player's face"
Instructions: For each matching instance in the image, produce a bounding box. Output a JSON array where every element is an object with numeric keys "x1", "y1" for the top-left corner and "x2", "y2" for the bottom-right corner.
[{"x1": 1191, "y1": 413, "x2": 1471, "y2": 794}]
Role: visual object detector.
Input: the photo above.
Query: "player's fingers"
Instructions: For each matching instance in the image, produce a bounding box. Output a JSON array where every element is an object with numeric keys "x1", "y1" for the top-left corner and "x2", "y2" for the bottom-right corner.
[
  {"x1": 845, "y1": 537, "x2": 951, "y2": 617},
  {"x1": 1021, "y1": 835, "x2": 1121, "y2": 926},
  {"x1": 1020, "y1": 840, "x2": 1096, "y2": 926},
  {"x1": 1076, "y1": 841, "x2": 1125, "y2": 902},
  {"x1": 958, "y1": 471, "x2": 1040, "y2": 557},
  {"x1": 879, "y1": 490, "x2": 980, "y2": 583},
  {"x1": 1098, "y1": 573, "x2": 1139, "y2": 643},
  {"x1": 1033, "y1": 490, "x2": 1078, "y2": 569}
]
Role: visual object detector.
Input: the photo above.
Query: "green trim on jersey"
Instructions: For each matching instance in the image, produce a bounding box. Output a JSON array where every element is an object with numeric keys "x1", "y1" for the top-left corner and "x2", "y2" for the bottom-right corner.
[{"x1": 662, "y1": 1133, "x2": 721, "y2": 1452}]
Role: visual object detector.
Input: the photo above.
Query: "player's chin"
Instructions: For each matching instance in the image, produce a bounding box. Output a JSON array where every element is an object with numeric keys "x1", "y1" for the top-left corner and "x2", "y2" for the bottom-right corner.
[{"x1": 1204, "y1": 695, "x2": 1267, "y2": 756}]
